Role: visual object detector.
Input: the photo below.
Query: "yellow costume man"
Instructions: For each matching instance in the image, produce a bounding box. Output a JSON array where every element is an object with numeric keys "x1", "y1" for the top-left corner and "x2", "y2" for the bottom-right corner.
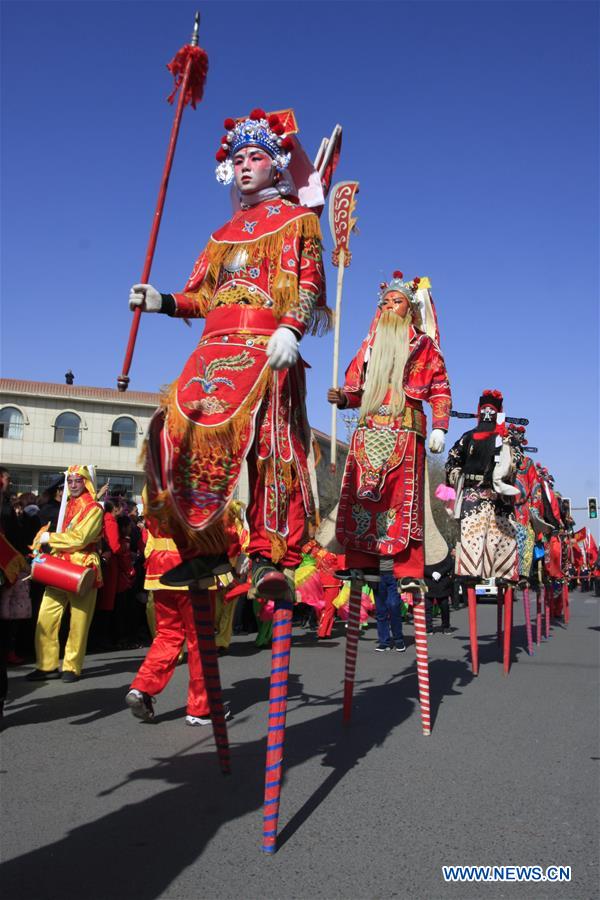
[{"x1": 27, "y1": 465, "x2": 103, "y2": 683}]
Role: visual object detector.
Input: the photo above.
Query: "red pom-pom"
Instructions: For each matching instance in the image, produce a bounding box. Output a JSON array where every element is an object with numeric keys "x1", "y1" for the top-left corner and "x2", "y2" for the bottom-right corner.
[
  {"x1": 220, "y1": 135, "x2": 229, "y2": 144},
  {"x1": 280, "y1": 135, "x2": 294, "y2": 151},
  {"x1": 223, "y1": 117, "x2": 235, "y2": 130},
  {"x1": 268, "y1": 114, "x2": 280, "y2": 127},
  {"x1": 249, "y1": 107, "x2": 266, "y2": 120},
  {"x1": 215, "y1": 148, "x2": 228, "y2": 162},
  {"x1": 392, "y1": 270, "x2": 403, "y2": 279},
  {"x1": 413, "y1": 276, "x2": 421, "y2": 284},
  {"x1": 272, "y1": 122, "x2": 285, "y2": 135}
]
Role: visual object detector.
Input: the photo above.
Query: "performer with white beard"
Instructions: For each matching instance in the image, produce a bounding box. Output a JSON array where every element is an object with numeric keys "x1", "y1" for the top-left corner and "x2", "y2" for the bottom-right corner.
[{"x1": 328, "y1": 271, "x2": 451, "y2": 589}]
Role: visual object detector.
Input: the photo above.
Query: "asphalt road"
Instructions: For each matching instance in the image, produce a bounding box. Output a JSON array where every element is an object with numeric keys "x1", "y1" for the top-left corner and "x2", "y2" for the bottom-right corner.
[{"x1": 1, "y1": 591, "x2": 598, "y2": 900}]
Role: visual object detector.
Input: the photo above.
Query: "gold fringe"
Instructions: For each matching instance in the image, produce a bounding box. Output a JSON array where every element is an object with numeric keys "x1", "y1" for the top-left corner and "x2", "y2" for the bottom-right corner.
[
  {"x1": 308, "y1": 305, "x2": 334, "y2": 336},
  {"x1": 270, "y1": 533, "x2": 288, "y2": 565}
]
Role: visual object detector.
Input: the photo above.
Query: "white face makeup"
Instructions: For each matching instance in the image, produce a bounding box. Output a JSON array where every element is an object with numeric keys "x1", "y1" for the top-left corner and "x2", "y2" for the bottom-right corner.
[{"x1": 232, "y1": 146, "x2": 276, "y2": 194}]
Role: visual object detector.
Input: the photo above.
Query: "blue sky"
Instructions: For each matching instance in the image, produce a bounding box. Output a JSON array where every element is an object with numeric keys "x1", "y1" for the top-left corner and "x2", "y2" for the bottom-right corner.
[{"x1": 1, "y1": 1, "x2": 598, "y2": 535}]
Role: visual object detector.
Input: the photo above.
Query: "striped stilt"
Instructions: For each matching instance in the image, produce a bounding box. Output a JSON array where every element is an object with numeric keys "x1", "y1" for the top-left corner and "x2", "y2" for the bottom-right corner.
[
  {"x1": 535, "y1": 588, "x2": 542, "y2": 645},
  {"x1": 189, "y1": 587, "x2": 231, "y2": 776},
  {"x1": 262, "y1": 594, "x2": 293, "y2": 854},
  {"x1": 412, "y1": 593, "x2": 431, "y2": 735},
  {"x1": 523, "y1": 586, "x2": 534, "y2": 655},
  {"x1": 467, "y1": 586, "x2": 479, "y2": 675},
  {"x1": 342, "y1": 576, "x2": 363, "y2": 724},
  {"x1": 503, "y1": 587, "x2": 513, "y2": 676},
  {"x1": 562, "y1": 582, "x2": 570, "y2": 624},
  {"x1": 544, "y1": 584, "x2": 551, "y2": 639}
]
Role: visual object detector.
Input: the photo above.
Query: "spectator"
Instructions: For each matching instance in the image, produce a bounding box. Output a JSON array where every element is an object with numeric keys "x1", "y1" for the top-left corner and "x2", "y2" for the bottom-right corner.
[
  {"x1": 424, "y1": 551, "x2": 454, "y2": 635},
  {"x1": 37, "y1": 476, "x2": 64, "y2": 533},
  {"x1": 374, "y1": 558, "x2": 406, "y2": 652}
]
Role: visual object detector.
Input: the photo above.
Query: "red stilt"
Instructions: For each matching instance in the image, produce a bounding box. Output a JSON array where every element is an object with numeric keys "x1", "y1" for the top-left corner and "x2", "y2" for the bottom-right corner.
[
  {"x1": 497, "y1": 588, "x2": 503, "y2": 646},
  {"x1": 535, "y1": 588, "x2": 542, "y2": 646},
  {"x1": 262, "y1": 596, "x2": 293, "y2": 854},
  {"x1": 545, "y1": 584, "x2": 551, "y2": 639},
  {"x1": 467, "y1": 587, "x2": 479, "y2": 675},
  {"x1": 189, "y1": 588, "x2": 230, "y2": 775},
  {"x1": 342, "y1": 577, "x2": 363, "y2": 724},
  {"x1": 412, "y1": 594, "x2": 431, "y2": 735},
  {"x1": 503, "y1": 587, "x2": 513, "y2": 676},
  {"x1": 523, "y1": 586, "x2": 534, "y2": 655},
  {"x1": 563, "y1": 582, "x2": 570, "y2": 624}
]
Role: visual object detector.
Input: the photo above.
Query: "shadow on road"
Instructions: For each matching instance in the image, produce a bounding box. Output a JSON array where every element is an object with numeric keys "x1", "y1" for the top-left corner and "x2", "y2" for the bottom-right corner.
[{"x1": 0, "y1": 647, "x2": 473, "y2": 900}]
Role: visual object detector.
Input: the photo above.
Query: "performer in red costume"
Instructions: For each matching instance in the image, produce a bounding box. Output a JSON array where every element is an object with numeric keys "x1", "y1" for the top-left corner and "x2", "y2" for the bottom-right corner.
[
  {"x1": 125, "y1": 516, "x2": 216, "y2": 725},
  {"x1": 129, "y1": 108, "x2": 328, "y2": 592},
  {"x1": 328, "y1": 272, "x2": 451, "y2": 588}
]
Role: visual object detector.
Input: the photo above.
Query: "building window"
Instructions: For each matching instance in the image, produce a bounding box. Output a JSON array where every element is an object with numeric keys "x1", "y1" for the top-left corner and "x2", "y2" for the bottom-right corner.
[
  {"x1": 111, "y1": 416, "x2": 137, "y2": 448},
  {"x1": 54, "y1": 411, "x2": 81, "y2": 444},
  {"x1": 7, "y1": 469, "x2": 33, "y2": 494},
  {"x1": 0, "y1": 406, "x2": 24, "y2": 440}
]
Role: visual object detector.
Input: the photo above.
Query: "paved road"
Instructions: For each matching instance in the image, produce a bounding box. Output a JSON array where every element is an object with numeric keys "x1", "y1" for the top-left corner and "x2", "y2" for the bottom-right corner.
[{"x1": 1, "y1": 591, "x2": 598, "y2": 900}]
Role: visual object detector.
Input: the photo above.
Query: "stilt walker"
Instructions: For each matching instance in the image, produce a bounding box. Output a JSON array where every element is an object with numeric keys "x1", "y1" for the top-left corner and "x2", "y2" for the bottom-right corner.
[
  {"x1": 329, "y1": 273, "x2": 451, "y2": 732},
  {"x1": 467, "y1": 586, "x2": 479, "y2": 675},
  {"x1": 125, "y1": 86, "x2": 340, "y2": 849}
]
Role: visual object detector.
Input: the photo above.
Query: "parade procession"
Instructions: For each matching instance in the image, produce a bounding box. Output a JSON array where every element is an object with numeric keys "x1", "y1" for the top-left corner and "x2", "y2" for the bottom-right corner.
[{"x1": 1, "y1": 4, "x2": 598, "y2": 898}]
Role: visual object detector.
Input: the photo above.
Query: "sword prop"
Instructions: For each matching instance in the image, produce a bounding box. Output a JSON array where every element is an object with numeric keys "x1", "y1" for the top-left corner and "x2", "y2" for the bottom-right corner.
[
  {"x1": 450, "y1": 411, "x2": 530, "y2": 426},
  {"x1": 117, "y1": 12, "x2": 208, "y2": 391},
  {"x1": 328, "y1": 180, "x2": 359, "y2": 471}
]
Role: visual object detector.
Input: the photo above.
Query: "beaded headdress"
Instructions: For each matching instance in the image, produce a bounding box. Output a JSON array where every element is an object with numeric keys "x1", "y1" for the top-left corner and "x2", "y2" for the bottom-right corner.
[
  {"x1": 377, "y1": 270, "x2": 421, "y2": 308},
  {"x1": 215, "y1": 108, "x2": 294, "y2": 185}
]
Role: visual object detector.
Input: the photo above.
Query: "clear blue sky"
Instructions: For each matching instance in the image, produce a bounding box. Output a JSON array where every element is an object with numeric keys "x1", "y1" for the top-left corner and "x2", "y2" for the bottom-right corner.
[{"x1": 1, "y1": 1, "x2": 598, "y2": 535}]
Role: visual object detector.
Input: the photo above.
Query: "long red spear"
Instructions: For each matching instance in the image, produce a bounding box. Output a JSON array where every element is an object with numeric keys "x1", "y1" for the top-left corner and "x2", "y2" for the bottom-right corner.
[{"x1": 117, "y1": 11, "x2": 208, "y2": 391}]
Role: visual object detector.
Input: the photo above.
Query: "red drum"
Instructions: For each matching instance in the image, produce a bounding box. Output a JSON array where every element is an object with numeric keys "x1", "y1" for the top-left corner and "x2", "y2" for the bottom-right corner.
[{"x1": 31, "y1": 554, "x2": 96, "y2": 596}]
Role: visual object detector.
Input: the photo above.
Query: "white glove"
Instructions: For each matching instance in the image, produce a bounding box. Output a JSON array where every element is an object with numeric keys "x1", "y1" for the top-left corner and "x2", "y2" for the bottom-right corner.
[
  {"x1": 429, "y1": 428, "x2": 446, "y2": 454},
  {"x1": 129, "y1": 283, "x2": 162, "y2": 313},
  {"x1": 493, "y1": 443, "x2": 520, "y2": 496},
  {"x1": 266, "y1": 327, "x2": 299, "y2": 370},
  {"x1": 39, "y1": 531, "x2": 50, "y2": 545},
  {"x1": 235, "y1": 554, "x2": 250, "y2": 579}
]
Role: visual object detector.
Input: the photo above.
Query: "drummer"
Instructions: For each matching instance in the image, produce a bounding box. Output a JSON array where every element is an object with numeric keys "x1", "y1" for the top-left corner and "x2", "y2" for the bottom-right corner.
[{"x1": 26, "y1": 465, "x2": 103, "y2": 683}]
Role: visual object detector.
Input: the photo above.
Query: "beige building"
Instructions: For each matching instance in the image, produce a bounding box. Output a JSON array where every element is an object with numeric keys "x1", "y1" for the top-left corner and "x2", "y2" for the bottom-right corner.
[
  {"x1": 0, "y1": 378, "x2": 349, "y2": 511},
  {"x1": 0, "y1": 378, "x2": 159, "y2": 499}
]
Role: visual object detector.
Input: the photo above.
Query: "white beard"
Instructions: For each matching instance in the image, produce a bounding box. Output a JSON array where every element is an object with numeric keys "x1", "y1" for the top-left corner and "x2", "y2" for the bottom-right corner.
[{"x1": 359, "y1": 312, "x2": 411, "y2": 420}]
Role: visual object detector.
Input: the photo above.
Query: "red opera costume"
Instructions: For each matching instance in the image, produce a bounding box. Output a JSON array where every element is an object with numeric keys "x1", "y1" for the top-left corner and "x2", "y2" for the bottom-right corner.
[
  {"x1": 146, "y1": 190, "x2": 327, "y2": 570},
  {"x1": 335, "y1": 280, "x2": 451, "y2": 579}
]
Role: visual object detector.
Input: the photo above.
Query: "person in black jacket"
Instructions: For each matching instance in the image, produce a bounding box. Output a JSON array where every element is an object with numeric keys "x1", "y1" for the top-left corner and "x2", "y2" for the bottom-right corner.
[
  {"x1": 37, "y1": 475, "x2": 64, "y2": 533},
  {"x1": 424, "y1": 550, "x2": 454, "y2": 634}
]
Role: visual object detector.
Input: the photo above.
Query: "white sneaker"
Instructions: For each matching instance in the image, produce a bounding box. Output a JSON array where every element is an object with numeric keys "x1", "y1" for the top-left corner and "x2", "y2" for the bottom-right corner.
[
  {"x1": 125, "y1": 689, "x2": 155, "y2": 722},
  {"x1": 186, "y1": 703, "x2": 231, "y2": 726}
]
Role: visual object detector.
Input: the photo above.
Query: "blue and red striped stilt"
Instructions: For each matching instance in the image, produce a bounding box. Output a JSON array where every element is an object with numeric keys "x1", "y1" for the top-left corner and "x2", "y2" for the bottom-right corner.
[
  {"x1": 189, "y1": 587, "x2": 231, "y2": 775},
  {"x1": 262, "y1": 594, "x2": 293, "y2": 854},
  {"x1": 523, "y1": 586, "x2": 534, "y2": 655}
]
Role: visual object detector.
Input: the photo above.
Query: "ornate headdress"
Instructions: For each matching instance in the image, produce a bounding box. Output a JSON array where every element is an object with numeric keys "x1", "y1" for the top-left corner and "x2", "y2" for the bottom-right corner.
[
  {"x1": 507, "y1": 423, "x2": 527, "y2": 446},
  {"x1": 377, "y1": 270, "x2": 421, "y2": 308},
  {"x1": 215, "y1": 108, "x2": 294, "y2": 185},
  {"x1": 478, "y1": 389, "x2": 503, "y2": 413},
  {"x1": 66, "y1": 464, "x2": 97, "y2": 500}
]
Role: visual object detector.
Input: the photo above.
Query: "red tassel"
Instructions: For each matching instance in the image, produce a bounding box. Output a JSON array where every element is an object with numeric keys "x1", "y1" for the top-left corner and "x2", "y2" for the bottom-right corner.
[{"x1": 166, "y1": 44, "x2": 209, "y2": 109}]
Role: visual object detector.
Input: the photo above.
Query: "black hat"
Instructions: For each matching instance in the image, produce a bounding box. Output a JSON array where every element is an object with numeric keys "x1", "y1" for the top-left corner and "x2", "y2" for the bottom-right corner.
[{"x1": 46, "y1": 474, "x2": 65, "y2": 495}]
